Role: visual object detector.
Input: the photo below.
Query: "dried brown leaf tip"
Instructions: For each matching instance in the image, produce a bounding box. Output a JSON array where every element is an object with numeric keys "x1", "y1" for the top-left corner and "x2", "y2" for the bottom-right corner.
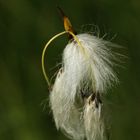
[{"x1": 57, "y1": 6, "x2": 77, "y2": 39}]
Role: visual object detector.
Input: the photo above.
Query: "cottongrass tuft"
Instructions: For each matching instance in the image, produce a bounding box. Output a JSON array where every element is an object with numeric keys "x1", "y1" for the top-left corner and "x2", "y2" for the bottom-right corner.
[{"x1": 45, "y1": 32, "x2": 122, "y2": 140}]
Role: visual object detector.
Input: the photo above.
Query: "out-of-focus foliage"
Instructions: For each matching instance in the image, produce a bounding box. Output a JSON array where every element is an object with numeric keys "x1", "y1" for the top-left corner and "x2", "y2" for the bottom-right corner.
[{"x1": 0, "y1": 0, "x2": 140, "y2": 140}]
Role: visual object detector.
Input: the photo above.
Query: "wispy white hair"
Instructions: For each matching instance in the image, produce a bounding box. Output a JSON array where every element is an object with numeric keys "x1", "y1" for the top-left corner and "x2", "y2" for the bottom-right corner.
[{"x1": 50, "y1": 33, "x2": 120, "y2": 140}]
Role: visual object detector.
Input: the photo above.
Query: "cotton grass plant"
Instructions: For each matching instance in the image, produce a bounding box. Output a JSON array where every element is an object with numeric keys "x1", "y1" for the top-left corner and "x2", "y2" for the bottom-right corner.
[{"x1": 42, "y1": 7, "x2": 123, "y2": 140}]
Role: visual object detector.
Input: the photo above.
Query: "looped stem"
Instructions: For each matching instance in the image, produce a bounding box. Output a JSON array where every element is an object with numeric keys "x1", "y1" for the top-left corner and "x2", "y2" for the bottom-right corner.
[{"x1": 41, "y1": 31, "x2": 84, "y2": 88}]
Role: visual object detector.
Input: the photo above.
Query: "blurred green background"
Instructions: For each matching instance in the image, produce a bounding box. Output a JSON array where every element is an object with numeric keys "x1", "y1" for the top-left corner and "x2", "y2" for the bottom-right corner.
[{"x1": 0, "y1": 0, "x2": 140, "y2": 140}]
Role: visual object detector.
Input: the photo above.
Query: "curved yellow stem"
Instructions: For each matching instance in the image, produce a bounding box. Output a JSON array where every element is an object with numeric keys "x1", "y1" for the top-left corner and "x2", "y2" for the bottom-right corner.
[{"x1": 41, "y1": 31, "x2": 84, "y2": 87}]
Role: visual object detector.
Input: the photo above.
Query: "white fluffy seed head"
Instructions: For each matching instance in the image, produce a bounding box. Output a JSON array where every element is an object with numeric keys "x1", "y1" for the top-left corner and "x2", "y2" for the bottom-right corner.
[
  {"x1": 84, "y1": 95, "x2": 108, "y2": 140},
  {"x1": 63, "y1": 34, "x2": 118, "y2": 97},
  {"x1": 50, "y1": 33, "x2": 120, "y2": 140},
  {"x1": 50, "y1": 70, "x2": 85, "y2": 140}
]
